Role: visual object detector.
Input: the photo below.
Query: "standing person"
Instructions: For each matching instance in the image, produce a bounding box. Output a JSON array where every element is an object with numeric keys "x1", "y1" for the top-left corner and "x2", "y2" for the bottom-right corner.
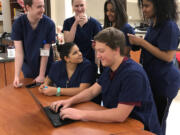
[
  {"x1": 104, "y1": 0, "x2": 137, "y2": 56},
  {"x1": 49, "y1": 27, "x2": 162, "y2": 135},
  {"x1": 128, "y1": 0, "x2": 180, "y2": 134},
  {"x1": 62, "y1": 0, "x2": 102, "y2": 63},
  {"x1": 39, "y1": 42, "x2": 96, "y2": 97},
  {"x1": 11, "y1": 0, "x2": 56, "y2": 87}
]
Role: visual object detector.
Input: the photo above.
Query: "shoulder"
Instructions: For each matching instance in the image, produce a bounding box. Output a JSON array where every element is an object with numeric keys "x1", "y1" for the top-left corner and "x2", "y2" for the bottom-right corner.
[
  {"x1": 51, "y1": 60, "x2": 64, "y2": 69},
  {"x1": 41, "y1": 15, "x2": 55, "y2": 27},
  {"x1": 163, "y1": 20, "x2": 178, "y2": 27},
  {"x1": 64, "y1": 16, "x2": 75, "y2": 24},
  {"x1": 160, "y1": 20, "x2": 179, "y2": 31},
  {"x1": 120, "y1": 59, "x2": 147, "y2": 78},
  {"x1": 78, "y1": 58, "x2": 96, "y2": 71},
  {"x1": 79, "y1": 58, "x2": 93, "y2": 68},
  {"x1": 12, "y1": 14, "x2": 27, "y2": 26},
  {"x1": 121, "y1": 23, "x2": 135, "y2": 34},
  {"x1": 89, "y1": 17, "x2": 102, "y2": 26}
]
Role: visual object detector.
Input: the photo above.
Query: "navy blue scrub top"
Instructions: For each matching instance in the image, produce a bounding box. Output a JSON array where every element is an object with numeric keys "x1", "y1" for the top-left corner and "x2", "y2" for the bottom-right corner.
[
  {"x1": 63, "y1": 16, "x2": 102, "y2": 63},
  {"x1": 48, "y1": 58, "x2": 96, "y2": 88},
  {"x1": 121, "y1": 23, "x2": 135, "y2": 47},
  {"x1": 11, "y1": 15, "x2": 56, "y2": 78},
  {"x1": 98, "y1": 58, "x2": 162, "y2": 135},
  {"x1": 141, "y1": 20, "x2": 180, "y2": 98}
]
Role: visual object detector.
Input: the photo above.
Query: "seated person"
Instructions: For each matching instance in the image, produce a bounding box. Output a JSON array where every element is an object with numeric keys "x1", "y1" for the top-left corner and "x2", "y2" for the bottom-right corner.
[
  {"x1": 39, "y1": 42, "x2": 96, "y2": 97},
  {"x1": 49, "y1": 28, "x2": 162, "y2": 135}
]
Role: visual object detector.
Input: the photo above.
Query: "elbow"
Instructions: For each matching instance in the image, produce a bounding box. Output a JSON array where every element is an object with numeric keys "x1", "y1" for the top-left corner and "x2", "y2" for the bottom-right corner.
[{"x1": 166, "y1": 57, "x2": 174, "y2": 63}]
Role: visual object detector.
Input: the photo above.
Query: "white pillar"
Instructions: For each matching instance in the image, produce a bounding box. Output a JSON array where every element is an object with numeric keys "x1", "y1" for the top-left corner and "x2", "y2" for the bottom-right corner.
[{"x1": 2, "y1": 0, "x2": 11, "y2": 33}]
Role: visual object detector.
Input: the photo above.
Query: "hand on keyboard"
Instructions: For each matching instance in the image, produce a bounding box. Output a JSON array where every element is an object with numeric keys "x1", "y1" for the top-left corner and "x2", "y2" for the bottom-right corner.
[{"x1": 49, "y1": 105, "x2": 63, "y2": 113}]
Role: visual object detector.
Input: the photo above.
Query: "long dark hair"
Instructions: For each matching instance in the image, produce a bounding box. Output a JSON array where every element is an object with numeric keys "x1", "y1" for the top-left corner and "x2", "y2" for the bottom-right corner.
[
  {"x1": 57, "y1": 42, "x2": 75, "y2": 61},
  {"x1": 104, "y1": 0, "x2": 127, "y2": 29},
  {"x1": 138, "y1": 0, "x2": 178, "y2": 26}
]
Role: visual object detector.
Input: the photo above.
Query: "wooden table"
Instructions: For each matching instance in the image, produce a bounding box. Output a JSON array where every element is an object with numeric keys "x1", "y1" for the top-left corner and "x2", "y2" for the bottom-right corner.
[{"x1": 0, "y1": 79, "x2": 154, "y2": 135}]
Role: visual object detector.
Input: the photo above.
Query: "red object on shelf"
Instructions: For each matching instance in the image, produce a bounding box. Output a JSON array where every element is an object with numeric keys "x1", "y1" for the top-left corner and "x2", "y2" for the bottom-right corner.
[{"x1": 176, "y1": 51, "x2": 180, "y2": 68}]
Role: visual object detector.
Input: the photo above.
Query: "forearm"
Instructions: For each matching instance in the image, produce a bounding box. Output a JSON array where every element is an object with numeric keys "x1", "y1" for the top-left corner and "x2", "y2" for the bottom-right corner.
[
  {"x1": 69, "y1": 83, "x2": 100, "y2": 105},
  {"x1": 39, "y1": 56, "x2": 48, "y2": 77},
  {"x1": 64, "y1": 21, "x2": 78, "y2": 42},
  {"x1": 14, "y1": 50, "x2": 24, "y2": 78},
  {"x1": 82, "y1": 108, "x2": 129, "y2": 123},
  {"x1": 141, "y1": 40, "x2": 176, "y2": 62},
  {"x1": 61, "y1": 87, "x2": 85, "y2": 96},
  {"x1": 39, "y1": 44, "x2": 50, "y2": 77},
  {"x1": 82, "y1": 104, "x2": 134, "y2": 123},
  {"x1": 61, "y1": 83, "x2": 90, "y2": 96}
]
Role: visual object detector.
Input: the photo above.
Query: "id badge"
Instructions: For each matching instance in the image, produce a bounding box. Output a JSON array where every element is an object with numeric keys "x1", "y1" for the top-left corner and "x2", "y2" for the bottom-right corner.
[{"x1": 40, "y1": 48, "x2": 50, "y2": 56}]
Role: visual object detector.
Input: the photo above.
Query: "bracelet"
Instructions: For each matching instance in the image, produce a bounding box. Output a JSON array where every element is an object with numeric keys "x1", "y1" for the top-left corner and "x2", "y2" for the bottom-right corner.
[{"x1": 56, "y1": 87, "x2": 61, "y2": 96}]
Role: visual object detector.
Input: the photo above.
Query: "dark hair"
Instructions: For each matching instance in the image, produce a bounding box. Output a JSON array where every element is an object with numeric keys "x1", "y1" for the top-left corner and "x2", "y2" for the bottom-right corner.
[
  {"x1": 94, "y1": 27, "x2": 126, "y2": 56},
  {"x1": 23, "y1": 0, "x2": 33, "y2": 7},
  {"x1": 57, "y1": 42, "x2": 75, "y2": 61},
  {"x1": 138, "y1": 0, "x2": 178, "y2": 26},
  {"x1": 104, "y1": 0, "x2": 127, "y2": 29}
]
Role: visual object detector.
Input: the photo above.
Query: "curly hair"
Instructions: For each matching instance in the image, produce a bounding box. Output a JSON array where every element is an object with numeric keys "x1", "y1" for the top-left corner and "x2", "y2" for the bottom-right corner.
[{"x1": 57, "y1": 42, "x2": 76, "y2": 61}]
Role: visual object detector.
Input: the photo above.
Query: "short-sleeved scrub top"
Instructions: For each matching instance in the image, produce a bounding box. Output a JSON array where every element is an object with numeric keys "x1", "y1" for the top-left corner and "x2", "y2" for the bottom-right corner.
[
  {"x1": 121, "y1": 23, "x2": 135, "y2": 47},
  {"x1": 48, "y1": 58, "x2": 96, "y2": 88},
  {"x1": 141, "y1": 20, "x2": 180, "y2": 98},
  {"x1": 11, "y1": 14, "x2": 56, "y2": 78},
  {"x1": 98, "y1": 58, "x2": 162, "y2": 135},
  {"x1": 63, "y1": 16, "x2": 102, "y2": 63}
]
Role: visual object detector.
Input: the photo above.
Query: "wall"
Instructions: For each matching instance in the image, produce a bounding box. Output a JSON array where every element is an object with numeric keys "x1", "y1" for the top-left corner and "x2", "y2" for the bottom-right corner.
[
  {"x1": 86, "y1": 0, "x2": 105, "y2": 24},
  {"x1": 127, "y1": 0, "x2": 141, "y2": 25},
  {"x1": 1, "y1": 0, "x2": 11, "y2": 33},
  {"x1": 51, "y1": 0, "x2": 65, "y2": 27}
]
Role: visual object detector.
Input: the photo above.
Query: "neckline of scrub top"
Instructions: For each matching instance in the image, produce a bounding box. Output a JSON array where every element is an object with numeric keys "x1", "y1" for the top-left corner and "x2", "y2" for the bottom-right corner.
[
  {"x1": 25, "y1": 14, "x2": 43, "y2": 32},
  {"x1": 110, "y1": 57, "x2": 128, "y2": 80},
  {"x1": 64, "y1": 60, "x2": 82, "y2": 83},
  {"x1": 73, "y1": 16, "x2": 91, "y2": 29}
]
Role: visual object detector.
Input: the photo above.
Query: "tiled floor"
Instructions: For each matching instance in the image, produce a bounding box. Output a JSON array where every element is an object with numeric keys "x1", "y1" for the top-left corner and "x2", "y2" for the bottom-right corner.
[{"x1": 166, "y1": 90, "x2": 180, "y2": 135}]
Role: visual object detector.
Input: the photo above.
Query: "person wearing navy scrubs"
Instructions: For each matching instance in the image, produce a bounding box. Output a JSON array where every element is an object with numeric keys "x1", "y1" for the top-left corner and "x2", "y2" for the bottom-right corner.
[
  {"x1": 62, "y1": 0, "x2": 102, "y2": 63},
  {"x1": 128, "y1": 0, "x2": 180, "y2": 134},
  {"x1": 49, "y1": 28, "x2": 162, "y2": 135},
  {"x1": 11, "y1": 0, "x2": 55, "y2": 87},
  {"x1": 103, "y1": 0, "x2": 138, "y2": 56},
  {"x1": 39, "y1": 42, "x2": 97, "y2": 98}
]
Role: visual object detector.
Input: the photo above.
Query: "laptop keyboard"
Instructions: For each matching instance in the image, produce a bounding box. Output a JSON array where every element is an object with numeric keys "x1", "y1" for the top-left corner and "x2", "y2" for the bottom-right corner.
[
  {"x1": 44, "y1": 107, "x2": 62, "y2": 126},
  {"x1": 43, "y1": 106, "x2": 74, "y2": 127}
]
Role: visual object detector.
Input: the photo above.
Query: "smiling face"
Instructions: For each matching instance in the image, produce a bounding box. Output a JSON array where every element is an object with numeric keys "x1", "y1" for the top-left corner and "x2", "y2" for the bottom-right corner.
[
  {"x1": 66, "y1": 45, "x2": 83, "y2": 64},
  {"x1": 72, "y1": 0, "x2": 86, "y2": 16},
  {"x1": 95, "y1": 41, "x2": 118, "y2": 68},
  {"x1": 142, "y1": 0, "x2": 155, "y2": 19},
  {"x1": 106, "y1": 2, "x2": 115, "y2": 23},
  {"x1": 26, "y1": 0, "x2": 45, "y2": 20}
]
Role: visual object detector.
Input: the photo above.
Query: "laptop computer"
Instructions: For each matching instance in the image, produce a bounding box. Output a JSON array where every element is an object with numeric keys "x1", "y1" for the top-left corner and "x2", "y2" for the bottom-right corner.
[{"x1": 26, "y1": 88, "x2": 75, "y2": 127}]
